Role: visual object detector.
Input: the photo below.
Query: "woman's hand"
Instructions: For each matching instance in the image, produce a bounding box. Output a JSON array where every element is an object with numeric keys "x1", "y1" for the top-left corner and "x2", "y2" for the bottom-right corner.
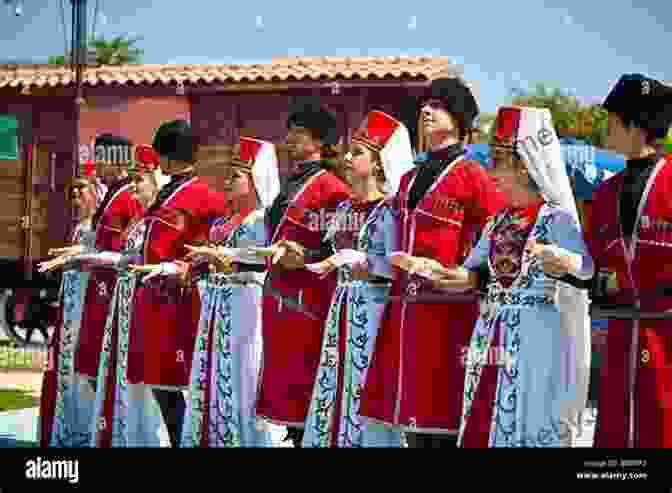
[
  {"x1": 48, "y1": 245, "x2": 84, "y2": 257},
  {"x1": 37, "y1": 256, "x2": 69, "y2": 273},
  {"x1": 305, "y1": 249, "x2": 367, "y2": 276},
  {"x1": 127, "y1": 264, "x2": 164, "y2": 283},
  {"x1": 389, "y1": 252, "x2": 447, "y2": 279},
  {"x1": 127, "y1": 263, "x2": 182, "y2": 283},
  {"x1": 526, "y1": 239, "x2": 576, "y2": 277},
  {"x1": 304, "y1": 257, "x2": 338, "y2": 275},
  {"x1": 270, "y1": 240, "x2": 305, "y2": 269},
  {"x1": 184, "y1": 244, "x2": 220, "y2": 262},
  {"x1": 185, "y1": 244, "x2": 233, "y2": 273}
]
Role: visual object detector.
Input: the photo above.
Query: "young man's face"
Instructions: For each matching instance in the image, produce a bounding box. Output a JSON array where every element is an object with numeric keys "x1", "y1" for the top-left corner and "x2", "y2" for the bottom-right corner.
[
  {"x1": 286, "y1": 126, "x2": 321, "y2": 162},
  {"x1": 420, "y1": 99, "x2": 459, "y2": 139},
  {"x1": 130, "y1": 172, "x2": 158, "y2": 208},
  {"x1": 605, "y1": 112, "x2": 637, "y2": 156}
]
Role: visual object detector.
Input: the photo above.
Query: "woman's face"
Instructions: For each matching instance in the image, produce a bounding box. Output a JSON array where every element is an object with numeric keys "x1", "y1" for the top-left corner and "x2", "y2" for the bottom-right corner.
[
  {"x1": 488, "y1": 147, "x2": 530, "y2": 205},
  {"x1": 342, "y1": 142, "x2": 376, "y2": 183},
  {"x1": 71, "y1": 180, "x2": 97, "y2": 218},
  {"x1": 221, "y1": 167, "x2": 251, "y2": 200},
  {"x1": 131, "y1": 172, "x2": 158, "y2": 208}
]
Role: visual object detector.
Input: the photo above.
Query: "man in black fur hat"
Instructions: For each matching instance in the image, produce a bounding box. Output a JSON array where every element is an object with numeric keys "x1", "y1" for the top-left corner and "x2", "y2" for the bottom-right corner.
[
  {"x1": 112, "y1": 120, "x2": 229, "y2": 447},
  {"x1": 587, "y1": 74, "x2": 672, "y2": 448},
  {"x1": 255, "y1": 101, "x2": 351, "y2": 447},
  {"x1": 359, "y1": 77, "x2": 505, "y2": 447}
]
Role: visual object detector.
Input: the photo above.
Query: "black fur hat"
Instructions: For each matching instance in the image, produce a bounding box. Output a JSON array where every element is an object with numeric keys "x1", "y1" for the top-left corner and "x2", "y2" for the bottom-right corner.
[
  {"x1": 287, "y1": 100, "x2": 338, "y2": 144},
  {"x1": 418, "y1": 77, "x2": 479, "y2": 131},
  {"x1": 152, "y1": 119, "x2": 198, "y2": 162},
  {"x1": 602, "y1": 74, "x2": 672, "y2": 138}
]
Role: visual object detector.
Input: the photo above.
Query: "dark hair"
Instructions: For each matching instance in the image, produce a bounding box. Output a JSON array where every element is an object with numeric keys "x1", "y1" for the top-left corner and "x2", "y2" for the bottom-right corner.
[
  {"x1": 617, "y1": 114, "x2": 658, "y2": 145},
  {"x1": 95, "y1": 133, "x2": 132, "y2": 148},
  {"x1": 153, "y1": 120, "x2": 198, "y2": 163},
  {"x1": 452, "y1": 114, "x2": 470, "y2": 141}
]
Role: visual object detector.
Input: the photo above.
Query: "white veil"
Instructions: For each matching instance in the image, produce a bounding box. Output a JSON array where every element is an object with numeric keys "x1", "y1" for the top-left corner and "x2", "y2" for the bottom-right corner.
[{"x1": 514, "y1": 106, "x2": 591, "y2": 434}]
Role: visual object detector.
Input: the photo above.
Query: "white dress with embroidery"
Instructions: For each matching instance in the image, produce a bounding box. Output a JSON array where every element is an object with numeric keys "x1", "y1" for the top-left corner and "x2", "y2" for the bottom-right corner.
[
  {"x1": 301, "y1": 199, "x2": 403, "y2": 447},
  {"x1": 181, "y1": 210, "x2": 273, "y2": 447},
  {"x1": 458, "y1": 204, "x2": 594, "y2": 447},
  {"x1": 89, "y1": 218, "x2": 163, "y2": 447},
  {"x1": 45, "y1": 219, "x2": 97, "y2": 447}
]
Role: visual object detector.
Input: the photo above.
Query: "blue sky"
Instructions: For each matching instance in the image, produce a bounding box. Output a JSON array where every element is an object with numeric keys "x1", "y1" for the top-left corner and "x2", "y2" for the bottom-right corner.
[{"x1": 0, "y1": 0, "x2": 669, "y2": 113}]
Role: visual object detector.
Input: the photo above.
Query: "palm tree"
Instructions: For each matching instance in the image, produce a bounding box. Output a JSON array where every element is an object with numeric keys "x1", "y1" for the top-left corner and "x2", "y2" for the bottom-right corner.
[
  {"x1": 48, "y1": 34, "x2": 144, "y2": 66},
  {"x1": 88, "y1": 34, "x2": 144, "y2": 65}
]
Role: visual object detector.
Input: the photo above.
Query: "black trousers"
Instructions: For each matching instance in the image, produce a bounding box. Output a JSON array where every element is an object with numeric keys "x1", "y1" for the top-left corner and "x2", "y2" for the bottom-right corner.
[
  {"x1": 284, "y1": 426, "x2": 304, "y2": 447},
  {"x1": 405, "y1": 432, "x2": 458, "y2": 448},
  {"x1": 88, "y1": 380, "x2": 185, "y2": 447},
  {"x1": 152, "y1": 388, "x2": 186, "y2": 448}
]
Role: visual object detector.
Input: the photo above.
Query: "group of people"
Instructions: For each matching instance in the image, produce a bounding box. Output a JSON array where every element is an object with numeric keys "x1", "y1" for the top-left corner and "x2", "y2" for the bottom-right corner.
[{"x1": 36, "y1": 72, "x2": 672, "y2": 448}]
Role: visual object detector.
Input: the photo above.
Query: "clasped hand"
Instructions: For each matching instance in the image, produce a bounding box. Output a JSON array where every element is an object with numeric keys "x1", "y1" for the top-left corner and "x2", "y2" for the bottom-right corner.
[
  {"x1": 127, "y1": 260, "x2": 190, "y2": 283},
  {"x1": 525, "y1": 239, "x2": 575, "y2": 276},
  {"x1": 268, "y1": 240, "x2": 306, "y2": 269},
  {"x1": 37, "y1": 245, "x2": 86, "y2": 273}
]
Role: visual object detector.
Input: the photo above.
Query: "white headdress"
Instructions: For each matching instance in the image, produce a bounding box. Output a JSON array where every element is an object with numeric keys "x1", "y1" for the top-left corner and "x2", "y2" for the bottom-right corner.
[
  {"x1": 231, "y1": 136, "x2": 281, "y2": 208},
  {"x1": 351, "y1": 110, "x2": 415, "y2": 195}
]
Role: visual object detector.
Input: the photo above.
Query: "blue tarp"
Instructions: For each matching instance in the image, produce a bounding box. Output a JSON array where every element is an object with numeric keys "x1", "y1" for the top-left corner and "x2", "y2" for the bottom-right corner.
[{"x1": 463, "y1": 138, "x2": 626, "y2": 200}]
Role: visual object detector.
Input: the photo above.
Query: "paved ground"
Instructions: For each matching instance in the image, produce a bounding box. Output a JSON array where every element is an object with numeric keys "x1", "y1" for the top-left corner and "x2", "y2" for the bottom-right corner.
[
  {"x1": 0, "y1": 370, "x2": 292, "y2": 447},
  {"x1": 0, "y1": 369, "x2": 595, "y2": 448}
]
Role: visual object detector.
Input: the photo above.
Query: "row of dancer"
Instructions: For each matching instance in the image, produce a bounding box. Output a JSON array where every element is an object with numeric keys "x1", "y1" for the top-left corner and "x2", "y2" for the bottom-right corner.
[{"x1": 38, "y1": 72, "x2": 672, "y2": 447}]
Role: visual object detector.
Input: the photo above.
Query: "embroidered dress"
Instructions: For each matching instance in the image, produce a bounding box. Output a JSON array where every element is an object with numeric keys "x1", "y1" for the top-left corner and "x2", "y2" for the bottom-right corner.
[
  {"x1": 181, "y1": 211, "x2": 272, "y2": 447},
  {"x1": 458, "y1": 203, "x2": 593, "y2": 447},
  {"x1": 90, "y1": 218, "x2": 163, "y2": 447},
  {"x1": 302, "y1": 199, "x2": 403, "y2": 447},
  {"x1": 40, "y1": 220, "x2": 97, "y2": 447}
]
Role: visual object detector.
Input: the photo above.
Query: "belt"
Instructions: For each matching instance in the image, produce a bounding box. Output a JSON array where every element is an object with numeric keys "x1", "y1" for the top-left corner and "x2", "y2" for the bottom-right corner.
[
  {"x1": 338, "y1": 273, "x2": 390, "y2": 285},
  {"x1": 205, "y1": 275, "x2": 262, "y2": 288},
  {"x1": 590, "y1": 304, "x2": 672, "y2": 320},
  {"x1": 484, "y1": 288, "x2": 555, "y2": 308},
  {"x1": 233, "y1": 263, "x2": 266, "y2": 273}
]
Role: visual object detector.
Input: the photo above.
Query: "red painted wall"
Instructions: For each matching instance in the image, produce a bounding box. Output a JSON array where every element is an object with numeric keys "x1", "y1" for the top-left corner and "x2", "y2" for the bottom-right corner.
[{"x1": 79, "y1": 94, "x2": 190, "y2": 147}]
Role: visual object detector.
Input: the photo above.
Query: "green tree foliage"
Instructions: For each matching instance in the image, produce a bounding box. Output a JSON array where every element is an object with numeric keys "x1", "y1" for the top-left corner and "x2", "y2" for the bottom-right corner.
[
  {"x1": 510, "y1": 82, "x2": 608, "y2": 147},
  {"x1": 47, "y1": 55, "x2": 66, "y2": 65},
  {"x1": 88, "y1": 35, "x2": 144, "y2": 65},
  {"x1": 48, "y1": 35, "x2": 144, "y2": 66}
]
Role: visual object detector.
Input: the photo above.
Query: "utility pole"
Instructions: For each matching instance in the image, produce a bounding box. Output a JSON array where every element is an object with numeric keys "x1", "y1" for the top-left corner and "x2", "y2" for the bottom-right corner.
[
  {"x1": 68, "y1": 0, "x2": 87, "y2": 242},
  {"x1": 71, "y1": 0, "x2": 87, "y2": 180}
]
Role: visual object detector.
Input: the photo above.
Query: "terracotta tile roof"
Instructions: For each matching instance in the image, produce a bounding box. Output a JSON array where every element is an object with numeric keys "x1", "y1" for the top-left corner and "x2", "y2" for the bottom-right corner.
[{"x1": 0, "y1": 55, "x2": 453, "y2": 89}]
